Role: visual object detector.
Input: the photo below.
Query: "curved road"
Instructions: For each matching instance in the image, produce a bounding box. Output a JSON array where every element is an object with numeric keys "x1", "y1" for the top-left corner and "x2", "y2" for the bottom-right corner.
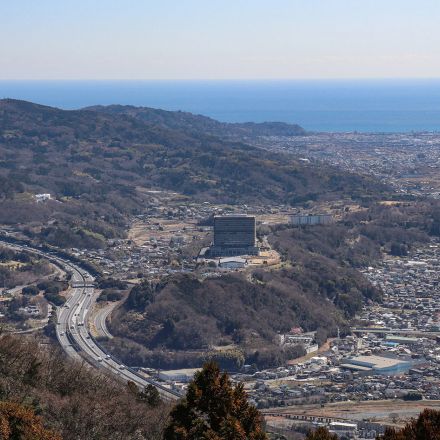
[
  {"x1": 93, "y1": 303, "x2": 115, "y2": 339},
  {"x1": 1, "y1": 240, "x2": 181, "y2": 402}
]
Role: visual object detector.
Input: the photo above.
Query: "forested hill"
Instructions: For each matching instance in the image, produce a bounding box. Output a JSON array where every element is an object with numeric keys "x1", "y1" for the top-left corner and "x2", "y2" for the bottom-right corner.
[
  {"x1": 0, "y1": 332, "x2": 169, "y2": 439},
  {"x1": 0, "y1": 99, "x2": 385, "y2": 206},
  {"x1": 0, "y1": 99, "x2": 388, "y2": 248},
  {"x1": 85, "y1": 104, "x2": 307, "y2": 138}
]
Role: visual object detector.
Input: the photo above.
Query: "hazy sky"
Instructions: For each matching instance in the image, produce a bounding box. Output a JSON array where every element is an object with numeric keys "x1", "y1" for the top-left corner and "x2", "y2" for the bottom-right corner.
[{"x1": 1, "y1": 0, "x2": 440, "y2": 80}]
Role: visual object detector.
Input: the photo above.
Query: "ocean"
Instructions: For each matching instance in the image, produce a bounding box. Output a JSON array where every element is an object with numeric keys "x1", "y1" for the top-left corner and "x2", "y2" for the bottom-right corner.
[{"x1": 1, "y1": 79, "x2": 440, "y2": 133}]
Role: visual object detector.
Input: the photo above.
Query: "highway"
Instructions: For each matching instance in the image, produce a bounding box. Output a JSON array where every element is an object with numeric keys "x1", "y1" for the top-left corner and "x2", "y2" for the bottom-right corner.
[
  {"x1": 1, "y1": 240, "x2": 181, "y2": 402},
  {"x1": 93, "y1": 303, "x2": 115, "y2": 339}
]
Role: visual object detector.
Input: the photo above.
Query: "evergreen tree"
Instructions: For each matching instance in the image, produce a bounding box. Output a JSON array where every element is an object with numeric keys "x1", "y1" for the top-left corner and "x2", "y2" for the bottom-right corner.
[
  {"x1": 127, "y1": 381, "x2": 162, "y2": 407},
  {"x1": 140, "y1": 384, "x2": 161, "y2": 407},
  {"x1": 164, "y1": 362, "x2": 267, "y2": 439}
]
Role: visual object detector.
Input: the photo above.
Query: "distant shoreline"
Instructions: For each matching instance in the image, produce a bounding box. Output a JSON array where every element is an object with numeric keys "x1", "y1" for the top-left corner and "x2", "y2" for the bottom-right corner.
[{"x1": 1, "y1": 79, "x2": 440, "y2": 132}]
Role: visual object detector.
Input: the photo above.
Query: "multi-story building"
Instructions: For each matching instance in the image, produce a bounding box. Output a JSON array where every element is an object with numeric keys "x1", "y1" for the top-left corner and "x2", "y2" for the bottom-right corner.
[
  {"x1": 290, "y1": 214, "x2": 333, "y2": 226},
  {"x1": 208, "y1": 215, "x2": 259, "y2": 257}
]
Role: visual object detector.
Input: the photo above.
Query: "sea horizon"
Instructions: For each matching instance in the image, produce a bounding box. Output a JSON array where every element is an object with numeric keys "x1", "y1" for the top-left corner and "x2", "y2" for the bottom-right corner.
[{"x1": 1, "y1": 78, "x2": 440, "y2": 133}]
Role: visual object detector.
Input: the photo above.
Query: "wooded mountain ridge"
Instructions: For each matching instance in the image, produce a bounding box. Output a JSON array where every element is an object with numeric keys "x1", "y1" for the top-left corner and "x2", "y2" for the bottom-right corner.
[
  {"x1": 85, "y1": 103, "x2": 307, "y2": 138},
  {"x1": 0, "y1": 99, "x2": 386, "y2": 206},
  {"x1": 0, "y1": 99, "x2": 387, "y2": 249}
]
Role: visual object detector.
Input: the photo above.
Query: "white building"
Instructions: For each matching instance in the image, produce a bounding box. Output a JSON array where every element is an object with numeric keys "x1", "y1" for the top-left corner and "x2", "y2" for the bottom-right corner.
[
  {"x1": 35, "y1": 193, "x2": 51, "y2": 202},
  {"x1": 290, "y1": 214, "x2": 333, "y2": 226},
  {"x1": 158, "y1": 368, "x2": 200, "y2": 383},
  {"x1": 218, "y1": 257, "x2": 247, "y2": 269},
  {"x1": 328, "y1": 421, "x2": 358, "y2": 438}
]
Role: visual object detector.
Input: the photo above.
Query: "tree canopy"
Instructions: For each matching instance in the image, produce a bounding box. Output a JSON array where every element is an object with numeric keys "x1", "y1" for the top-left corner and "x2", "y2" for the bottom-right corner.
[
  {"x1": 0, "y1": 401, "x2": 61, "y2": 440},
  {"x1": 164, "y1": 362, "x2": 268, "y2": 440}
]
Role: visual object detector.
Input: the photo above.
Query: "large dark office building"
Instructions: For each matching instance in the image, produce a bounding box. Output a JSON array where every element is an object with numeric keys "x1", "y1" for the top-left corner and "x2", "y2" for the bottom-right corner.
[{"x1": 208, "y1": 215, "x2": 259, "y2": 257}]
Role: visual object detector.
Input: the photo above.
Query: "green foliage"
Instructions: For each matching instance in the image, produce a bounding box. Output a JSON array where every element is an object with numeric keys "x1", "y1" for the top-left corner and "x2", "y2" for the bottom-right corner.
[
  {"x1": 35, "y1": 280, "x2": 68, "y2": 306},
  {"x1": 247, "y1": 347, "x2": 304, "y2": 370},
  {"x1": 97, "y1": 277, "x2": 128, "y2": 289},
  {"x1": 39, "y1": 225, "x2": 105, "y2": 249},
  {"x1": 403, "y1": 392, "x2": 422, "y2": 401},
  {"x1": 126, "y1": 281, "x2": 155, "y2": 310},
  {"x1": 204, "y1": 349, "x2": 246, "y2": 370},
  {"x1": 139, "y1": 384, "x2": 161, "y2": 407},
  {"x1": 22, "y1": 285, "x2": 39, "y2": 296},
  {"x1": 101, "y1": 337, "x2": 207, "y2": 370},
  {"x1": 43, "y1": 293, "x2": 65, "y2": 306},
  {"x1": 315, "y1": 328, "x2": 328, "y2": 347},
  {"x1": 97, "y1": 288, "x2": 123, "y2": 302},
  {"x1": 127, "y1": 381, "x2": 161, "y2": 407},
  {"x1": 0, "y1": 175, "x2": 24, "y2": 199},
  {"x1": 0, "y1": 247, "x2": 16, "y2": 262},
  {"x1": 37, "y1": 280, "x2": 67, "y2": 294},
  {"x1": 44, "y1": 284, "x2": 60, "y2": 294},
  {"x1": 44, "y1": 313, "x2": 57, "y2": 339},
  {"x1": 390, "y1": 242, "x2": 408, "y2": 256},
  {"x1": 164, "y1": 362, "x2": 268, "y2": 439}
]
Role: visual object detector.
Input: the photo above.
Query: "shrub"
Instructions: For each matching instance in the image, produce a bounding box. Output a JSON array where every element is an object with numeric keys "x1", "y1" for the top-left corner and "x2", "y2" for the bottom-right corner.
[{"x1": 22, "y1": 285, "x2": 39, "y2": 296}]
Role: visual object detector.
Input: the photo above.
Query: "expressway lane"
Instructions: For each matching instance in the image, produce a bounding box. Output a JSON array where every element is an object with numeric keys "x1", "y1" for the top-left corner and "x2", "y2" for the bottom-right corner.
[
  {"x1": 93, "y1": 303, "x2": 115, "y2": 339},
  {"x1": 0, "y1": 240, "x2": 181, "y2": 402}
]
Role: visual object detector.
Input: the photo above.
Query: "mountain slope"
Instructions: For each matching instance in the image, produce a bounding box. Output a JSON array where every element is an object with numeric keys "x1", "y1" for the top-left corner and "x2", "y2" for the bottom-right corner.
[
  {"x1": 85, "y1": 104, "x2": 307, "y2": 138},
  {"x1": 0, "y1": 332, "x2": 169, "y2": 440},
  {"x1": 0, "y1": 99, "x2": 388, "y2": 248},
  {"x1": 0, "y1": 98, "x2": 386, "y2": 204}
]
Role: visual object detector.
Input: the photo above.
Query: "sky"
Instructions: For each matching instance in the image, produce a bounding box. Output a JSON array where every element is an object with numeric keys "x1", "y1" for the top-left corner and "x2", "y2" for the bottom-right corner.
[{"x1": 1, "y1": 0, "x2": 440, "y2": 80}]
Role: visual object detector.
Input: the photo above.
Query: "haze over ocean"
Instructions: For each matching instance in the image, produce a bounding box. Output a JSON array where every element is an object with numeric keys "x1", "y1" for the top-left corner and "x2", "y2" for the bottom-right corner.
[{"x1": 1, "y1": 79, "x2": 440, "y2": 133}]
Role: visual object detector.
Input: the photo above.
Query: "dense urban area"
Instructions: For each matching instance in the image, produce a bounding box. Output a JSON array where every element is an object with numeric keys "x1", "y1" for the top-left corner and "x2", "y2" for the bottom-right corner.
[{"x1": 258, "y1": 132, "x2": 440, "y2": 199}]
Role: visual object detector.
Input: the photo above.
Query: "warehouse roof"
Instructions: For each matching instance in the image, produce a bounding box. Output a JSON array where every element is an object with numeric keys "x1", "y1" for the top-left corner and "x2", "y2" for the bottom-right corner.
[{"x1": 346, "y1": 355, "x2": 410, "y2": 369}]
